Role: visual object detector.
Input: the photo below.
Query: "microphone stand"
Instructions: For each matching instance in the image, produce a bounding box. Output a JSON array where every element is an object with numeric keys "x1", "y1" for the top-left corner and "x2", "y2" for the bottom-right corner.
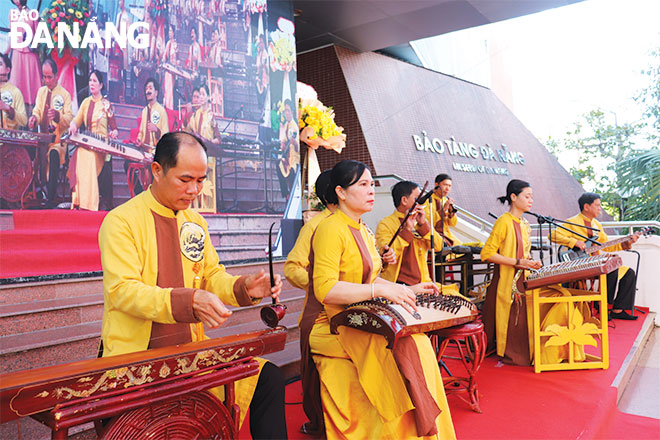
[
  {"x1": 524, "y1": 212, "x2": 600, "y2": 260},
  {"x1": 429, "y1": 192, "x2": 436, "y2": 283}
]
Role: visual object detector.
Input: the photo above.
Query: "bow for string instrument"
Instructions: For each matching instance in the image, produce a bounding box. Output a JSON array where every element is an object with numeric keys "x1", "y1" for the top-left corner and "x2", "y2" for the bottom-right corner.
[
  {"x1": 383, "y1": 181, "x2": 429, "y2": 254},
  {"x1": 260, "y1": 222, "x2": 287, "y2": 327}
]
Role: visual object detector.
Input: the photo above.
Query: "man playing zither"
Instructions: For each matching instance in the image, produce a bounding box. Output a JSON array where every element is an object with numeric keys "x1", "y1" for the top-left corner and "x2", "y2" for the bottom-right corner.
[
  {"x1": 98, "y1": 132, "x2": 288, "y2": 438},
  {"x1": 550, "y1": 192, "x2": 640, "y2": 320},
  {"x1": 29, "y1": 58, "x2": 73, "y2": 208}
]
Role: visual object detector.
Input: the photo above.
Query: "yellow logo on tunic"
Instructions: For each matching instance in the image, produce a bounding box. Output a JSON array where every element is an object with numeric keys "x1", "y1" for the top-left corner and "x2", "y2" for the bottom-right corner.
[
  {"x1": 1, "y1": 91, "x2": 14, "y2": 107},
  {"x1": 180, "y1": 221, "x2": 205, "y2": 262},
  {"x1": 52, "y1": 94, "x2": 64, "y2": 111}
]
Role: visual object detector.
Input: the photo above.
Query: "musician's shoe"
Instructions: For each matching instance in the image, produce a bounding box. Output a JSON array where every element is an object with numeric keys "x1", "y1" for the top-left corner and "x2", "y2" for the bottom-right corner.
[
  {"x1": 610, "y1": 311, "x2": 639, "y2": 321},
  {"x1": 300, "y1": 421, "x2": 323, "y2": 437}
]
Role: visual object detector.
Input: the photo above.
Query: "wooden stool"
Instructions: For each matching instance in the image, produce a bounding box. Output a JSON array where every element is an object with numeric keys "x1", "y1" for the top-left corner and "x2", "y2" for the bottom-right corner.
[
  {"x1": 127, "y1": 163, "x2": 151, "y2": 197},
  {"x1": 431, "y1": 321, "x2": 486, "y2": 413}
]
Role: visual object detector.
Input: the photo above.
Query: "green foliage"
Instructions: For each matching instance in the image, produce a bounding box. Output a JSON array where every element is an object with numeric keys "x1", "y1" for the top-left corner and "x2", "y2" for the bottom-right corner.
[
  {"x1": 546, "y1": 42, "x2": 660, "y2": 222},
  {"x1": 617, "y1": 148, "x2": 660, "y2": 221},
  {"x1": 635, "y1": 45, "x2": 660, "y2": 143},
  {"x1": 545, "y1": 109, "x2": 642, "y2": 219}
]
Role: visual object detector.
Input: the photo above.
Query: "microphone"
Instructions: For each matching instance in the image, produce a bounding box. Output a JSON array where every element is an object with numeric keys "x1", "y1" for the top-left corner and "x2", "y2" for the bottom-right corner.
[
  {"x1": 525, "y1": 211, "x2": 553, "y2": 222},
  {"x1": 417, "y1": 190, "x2": 434, "y2": 206}
]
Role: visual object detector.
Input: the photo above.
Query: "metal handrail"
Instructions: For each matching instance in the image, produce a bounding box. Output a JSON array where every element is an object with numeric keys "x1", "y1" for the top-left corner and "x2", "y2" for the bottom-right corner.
[
  {"x1": 372, "y1": 174, "x2": 405, "y2": 182},
  {"x1": 599, "y1": 220, "x2": 660, "y2": 235},
  {"x1": 530, "y1": 220, "x2": 660, "y2": 235},
  {"x1": 454, "y1": 206, "x2": 493, "y2": 233}
]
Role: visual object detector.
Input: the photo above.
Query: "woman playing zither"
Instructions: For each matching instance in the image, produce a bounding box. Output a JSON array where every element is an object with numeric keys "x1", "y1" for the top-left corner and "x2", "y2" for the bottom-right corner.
[
  {"x1": 482, "y1": 180, "x2": 589, "y2": 366},
  {"x1": 300, "y1": 160, "x2": 456, "y2": 439},
  {"x1": 68, "y1": 70, "x2": 118, "y2": 211}
]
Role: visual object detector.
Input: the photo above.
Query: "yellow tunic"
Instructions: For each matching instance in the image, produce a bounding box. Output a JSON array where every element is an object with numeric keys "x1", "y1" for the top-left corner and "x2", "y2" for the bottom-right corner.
[
  {"x1": 483, "y1": 213, "x2": 586, "y2": 364},
  {"x1": 185, "y1": 107, "x2": 215, "y2": 141},
  {"x1": 70, "y1": 96, "x2": 110, "y2": 211},
  {"x1": 310, "y1": 209, "x2": 456, "y2": 440},
  {"x1": 550, "y1": 212, "x2": 629, "y2": 279},
  {"x1": 376, "y1": 209, "x2": 434, "y2": 284},
  {"x1": 31, "y1": 84, "x2": 73, "y2": 165},
  {"x1": 284, "y1": 208, "x2": 332, "y2": 292},
  {"x1": 99, "y1": 188, "x2": 263, "y2": 424},
  {"x1": 481, "y1": 212, "x2": 533, "y2": 357},
  {"x1": 431, "y1": 193, "x2": 460, "y2": 246},
  {"x1": 137, "y1": 102, "x2": 169, "y2": 149},
  {"x1": 0, "y1": 82, "x2": 27, "y2": 129}
]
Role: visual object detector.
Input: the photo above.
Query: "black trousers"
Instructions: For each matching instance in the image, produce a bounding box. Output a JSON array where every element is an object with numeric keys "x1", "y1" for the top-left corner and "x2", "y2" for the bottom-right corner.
[
  {"x1": 47, "y1": 149, "x2": 60, "y2": 205},
  {"x1": 607, "y1": 268, "x2": 636, "y2": 311},
  {"x1": 249, "y1": 361, "x2": 288, "y2": 439}
]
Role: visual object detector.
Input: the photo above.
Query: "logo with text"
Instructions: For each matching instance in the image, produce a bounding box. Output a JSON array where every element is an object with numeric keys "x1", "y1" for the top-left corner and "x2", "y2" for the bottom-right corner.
[{"x1": 9, "y1": 9, "x2": 150, "y2": 50}]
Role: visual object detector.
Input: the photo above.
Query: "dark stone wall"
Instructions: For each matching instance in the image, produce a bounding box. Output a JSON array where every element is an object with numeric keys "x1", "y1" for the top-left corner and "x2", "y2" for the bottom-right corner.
[{"x1": 299, "y1": 45, "x2": 588, "y2": 222}]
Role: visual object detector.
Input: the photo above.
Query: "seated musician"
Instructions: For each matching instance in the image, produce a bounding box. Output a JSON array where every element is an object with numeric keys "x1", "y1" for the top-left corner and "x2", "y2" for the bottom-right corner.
[
  {"x1": 98, "y1": 132, "x2": 287, "y2": 439},
  {"x1": 185, "y1": 85, "x2": 220, "y2": 147},
  {"x1": 300, "y1": 160, "x2": 456, "y2": 439},
  {"x1": 0, "y1": 53, "x2": 27, "y2": 130},
  {"x1": 285, "y1": 170, "x2": 394, "y2": 435},
  {"x1": 376, "y1": 181, "x2": 430, "y2": 283},
  {"x1": 481, "y1": 180, "x2": 541, "y2": 365},
  {"x1": 68, "y1": 70, "x2": 118, "y2": 211},
  {"x1": 28, "y1": 59, "x2": 73, "y2": 208},
  {"x1": 550, "y1": 192, "x2": 639, "y2": 320},
  {"x1": 431, "y1": 173, "x2": 461, "y2": 248},
  {"x1": 284, "y1": 170, "x2": 336, "y2": 293}
]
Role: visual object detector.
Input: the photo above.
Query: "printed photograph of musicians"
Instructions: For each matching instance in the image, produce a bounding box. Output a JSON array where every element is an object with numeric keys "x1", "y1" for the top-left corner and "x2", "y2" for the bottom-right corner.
[
  {"x1": 277, "y1": 98, "x2": 298, "y2": 199},
  {"x1": 8, "y1": 0, "x2": 41, "y2": 108},
  {"x1": 137, "y1": 77, "x2": 169, "y2": 150},
  {"x1": 185, "y1": 84, "x2": 220, "y2": 147},
  {"x1": 68, "y1": 70, "x2": 118, "y2": 211},
  {"x1": 0, "y1": 53, "x2": 27, "y2": 130},
  {"x1": 28, "y1": 59, "x2": 73, "y2": 208}
]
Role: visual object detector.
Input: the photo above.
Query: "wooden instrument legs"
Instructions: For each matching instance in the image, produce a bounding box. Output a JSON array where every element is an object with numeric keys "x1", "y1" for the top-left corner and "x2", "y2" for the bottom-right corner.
[{"x1": 431, "y1": 321, "x2": 486, "y2": 413}]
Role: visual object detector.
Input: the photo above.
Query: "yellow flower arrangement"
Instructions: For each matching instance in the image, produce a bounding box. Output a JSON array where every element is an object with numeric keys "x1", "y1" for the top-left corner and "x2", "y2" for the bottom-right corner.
[{"x1": 298, "y1": 101, "x2": 346, "y2": 153}]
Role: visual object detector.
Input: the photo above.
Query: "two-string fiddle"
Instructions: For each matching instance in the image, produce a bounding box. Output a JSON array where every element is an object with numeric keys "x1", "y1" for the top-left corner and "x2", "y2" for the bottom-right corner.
[{"x1": 260, "y1": 222, "x2": 287, "y2": 327}]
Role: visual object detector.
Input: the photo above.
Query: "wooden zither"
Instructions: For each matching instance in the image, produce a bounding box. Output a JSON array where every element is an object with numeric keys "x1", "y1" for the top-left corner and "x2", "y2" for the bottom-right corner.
[
  {"x1": 523, "y1": 254, "x2": 622, "y2": 290},
  {"x1": 0, "y1": 327, "x2": 287, "y2": 439},
  {"x1": 330, "y1": 294, "x2": 478, "y2": 349}
]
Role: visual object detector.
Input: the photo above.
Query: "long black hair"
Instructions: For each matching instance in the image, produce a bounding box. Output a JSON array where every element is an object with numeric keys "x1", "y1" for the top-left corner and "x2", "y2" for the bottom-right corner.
[
  {"x1": 326, "y1": 160, "x2": 368, "y2": 205},
  {"x1": 497, "y1": 179, "x2": 530, "y2": 205}
]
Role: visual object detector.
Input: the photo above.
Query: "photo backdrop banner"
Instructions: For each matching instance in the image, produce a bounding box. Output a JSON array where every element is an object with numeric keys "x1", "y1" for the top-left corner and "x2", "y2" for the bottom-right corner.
[{"x1": 1, "y1": 0, "x2": 298, "y2": 214}]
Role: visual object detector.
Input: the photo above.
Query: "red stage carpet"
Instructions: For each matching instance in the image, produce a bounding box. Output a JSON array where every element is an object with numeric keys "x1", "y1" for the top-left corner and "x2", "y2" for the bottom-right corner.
[
  {"x1": 243, "y1": 314, "x2": 658, "y2": 440},
  {"x1": 0, "y1": 210, "x2": 106, "y2": 279}
]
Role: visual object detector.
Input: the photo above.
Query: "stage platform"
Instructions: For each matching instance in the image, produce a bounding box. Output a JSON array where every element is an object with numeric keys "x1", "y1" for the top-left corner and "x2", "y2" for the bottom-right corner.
[{"x1": 269, "y1": 312, "x2": 659, "y2": 440}]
